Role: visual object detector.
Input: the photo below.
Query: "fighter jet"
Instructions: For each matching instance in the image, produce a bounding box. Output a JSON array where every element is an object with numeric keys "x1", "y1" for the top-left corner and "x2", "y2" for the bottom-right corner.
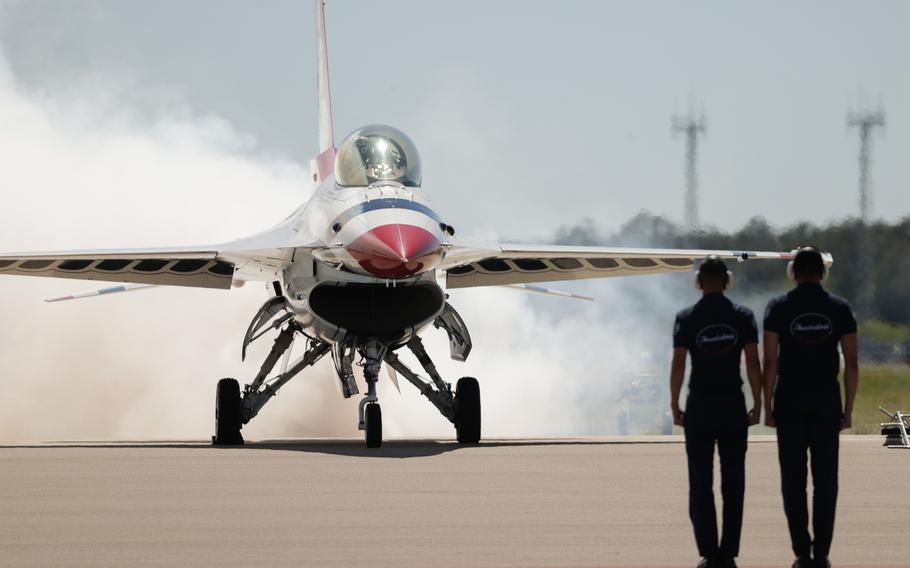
[{"x1": 0, "y1": 1, "x2": 809, "y2": 447}]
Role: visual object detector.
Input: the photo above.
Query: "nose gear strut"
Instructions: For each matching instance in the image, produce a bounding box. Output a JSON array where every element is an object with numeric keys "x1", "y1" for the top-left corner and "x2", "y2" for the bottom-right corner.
[{"x1": 357, "y1": 340, "x2": 387, "y2": 448}]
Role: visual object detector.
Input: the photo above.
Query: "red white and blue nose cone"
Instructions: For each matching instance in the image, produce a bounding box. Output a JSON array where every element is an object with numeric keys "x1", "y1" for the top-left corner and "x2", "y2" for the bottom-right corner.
[{"x1": 346, "y1": 224, "x2": 442, "y2": 278}]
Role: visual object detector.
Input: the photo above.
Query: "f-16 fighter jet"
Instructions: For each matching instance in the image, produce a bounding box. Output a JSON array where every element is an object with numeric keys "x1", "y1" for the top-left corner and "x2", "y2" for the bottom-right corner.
[{"x1": 0, "y1": 1, "x2": 812, "y2": 447}]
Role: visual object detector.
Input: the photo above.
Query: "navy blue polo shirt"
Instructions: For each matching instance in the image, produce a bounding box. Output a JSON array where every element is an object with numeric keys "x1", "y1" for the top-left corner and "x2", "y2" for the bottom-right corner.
[
  {"x1": 763, "y1": 283, "x2": 857, "y2": 382},
  {"x1": 763, "y1": 282, "x2": 857, "y2": 417},
  {"x1": 673, "y1": 293, "x2": 758, "y2": 396}
]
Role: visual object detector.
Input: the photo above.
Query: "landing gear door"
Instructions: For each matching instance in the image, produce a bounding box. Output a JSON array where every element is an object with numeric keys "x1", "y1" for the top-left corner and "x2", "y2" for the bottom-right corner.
[{"x1": 434, "y1": 302, "x2": 472, "y2": 362}]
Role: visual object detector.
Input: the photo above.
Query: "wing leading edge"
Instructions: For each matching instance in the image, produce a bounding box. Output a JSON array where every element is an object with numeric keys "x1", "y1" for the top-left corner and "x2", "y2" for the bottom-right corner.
[
  {"x1": 0, "y1": 203, "x2": 334, "y2": 291},
  {"x1": 444, "y1": 243, "x2": 807, "y2": 289},
  {"x1": 0, "y1": 248, "x2": 234, "y2": 289},
  {"x1": 0, "y1": 229, "x2": 314, "y2": 290}
]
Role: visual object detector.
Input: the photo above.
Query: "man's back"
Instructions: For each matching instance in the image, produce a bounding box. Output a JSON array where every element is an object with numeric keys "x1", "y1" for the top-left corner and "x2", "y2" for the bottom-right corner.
[
  {"x1": 764, "y1": 282, "x2": 856, "y2": 418},
  {"x1": 674, "y1": 294, "x2": 757, "y2": 397},
  {"x1": 761, "y1": 246, "x2": 859, "y2": 567},
  {"x1": 670, "y1": 256, "x2": 763, "y2": 567}
]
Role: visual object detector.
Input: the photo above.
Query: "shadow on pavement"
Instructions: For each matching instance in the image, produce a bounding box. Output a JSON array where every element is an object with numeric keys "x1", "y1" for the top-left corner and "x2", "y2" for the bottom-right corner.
[
  {"x1": 244, "y1": 437, "x2": 688, "y2": 458},
  {"x1": 2, "y1": 437, "x2": 695, "y2": 459}
]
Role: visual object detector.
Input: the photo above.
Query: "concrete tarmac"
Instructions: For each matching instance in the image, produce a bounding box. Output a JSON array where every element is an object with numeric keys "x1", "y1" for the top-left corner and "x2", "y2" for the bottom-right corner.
[{"x1": 0, "y1": 435, "x2": 907, "y2": 567}]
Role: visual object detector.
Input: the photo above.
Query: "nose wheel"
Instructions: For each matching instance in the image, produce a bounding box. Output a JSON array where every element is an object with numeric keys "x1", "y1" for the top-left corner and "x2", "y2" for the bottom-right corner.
[
  {"x1": 357, "y1": 341, "x2": 387, "y2": 448},
  {"x1": 364, "y1": 402, "x2": 382, "y2": 448}
]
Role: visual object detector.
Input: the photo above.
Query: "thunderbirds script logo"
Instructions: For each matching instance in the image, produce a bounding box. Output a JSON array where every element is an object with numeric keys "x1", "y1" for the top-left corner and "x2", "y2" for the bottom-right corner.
[
  {"x1": 789, "y1": 313, "x2": 833, "y2": 345},
  {"x1": 696, "y1": 324, "x2": 739, "y2": 355}
]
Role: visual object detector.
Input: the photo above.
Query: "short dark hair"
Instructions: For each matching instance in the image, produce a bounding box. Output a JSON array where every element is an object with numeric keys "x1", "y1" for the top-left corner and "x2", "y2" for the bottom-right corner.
[
  {"x1": 792, "y1": 246, "x2": 825, "y2": 279},
  {"x1": 698, "y1": 255, "x2": 729, "y2": 287}
]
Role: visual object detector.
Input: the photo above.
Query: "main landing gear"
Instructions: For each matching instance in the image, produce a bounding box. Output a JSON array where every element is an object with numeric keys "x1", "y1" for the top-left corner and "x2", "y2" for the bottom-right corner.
[
  {"x1": 353, "y1": 337, "x2": 481, "y2": 447},
  {"x1": 213, "y1": 378, "x2": 243, "y2": 445},
  {"x1": 454, "y1": 377, "x2": 481, "y2": 444},
  {"x1": 213, "y1": 296, "x2": 331, "y2": 446},
  {"x1": 383, "y1": 336, "x2": 481, "y2": 445},
  {"x1": 213, "y1": 296, "x2": 481, "y2": 448},
  {"x1": 212, "y1": 328, "x2": 330, "y2": 446}
]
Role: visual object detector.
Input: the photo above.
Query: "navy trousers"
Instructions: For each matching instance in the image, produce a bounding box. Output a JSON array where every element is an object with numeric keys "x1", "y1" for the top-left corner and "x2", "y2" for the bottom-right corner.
[
  {"x1": 684, "y1": 392, "x2": 748, "y2": 560},
  {"x1": 776, "y1": 414, "x2": 841, "y2": 560}
]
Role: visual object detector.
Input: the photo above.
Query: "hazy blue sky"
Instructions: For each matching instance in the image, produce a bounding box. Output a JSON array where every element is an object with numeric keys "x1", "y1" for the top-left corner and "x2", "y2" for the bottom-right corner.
[{"x1": 1, "y1": 0, "x2": 908, "y2": 239}]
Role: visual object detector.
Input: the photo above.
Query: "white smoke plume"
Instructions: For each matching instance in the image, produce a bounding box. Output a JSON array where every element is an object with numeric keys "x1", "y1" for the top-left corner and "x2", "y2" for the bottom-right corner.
[{"x1": 0, "y1": 48, "x2": 693, "y2": 443}]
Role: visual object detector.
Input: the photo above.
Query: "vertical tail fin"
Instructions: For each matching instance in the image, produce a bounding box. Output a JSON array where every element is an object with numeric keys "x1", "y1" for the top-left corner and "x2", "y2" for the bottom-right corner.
[{"x1": 312, "y1": 0, "x2": 336, "y2": 184}]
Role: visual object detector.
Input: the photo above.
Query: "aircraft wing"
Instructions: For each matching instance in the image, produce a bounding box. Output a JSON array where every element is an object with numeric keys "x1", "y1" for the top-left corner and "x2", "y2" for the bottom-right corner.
[
  {"x1": 0, "y1": 240, "x2": 301, "y2": 290},
  {"x1": 443, "y1": 243, "x2": 800, "y2": 289}
]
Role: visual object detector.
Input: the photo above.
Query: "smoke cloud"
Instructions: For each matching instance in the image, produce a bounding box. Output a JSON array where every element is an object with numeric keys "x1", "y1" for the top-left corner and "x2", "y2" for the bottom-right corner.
[{"x1": 0, "y1": 48, "x2": 696, "y2": 443}]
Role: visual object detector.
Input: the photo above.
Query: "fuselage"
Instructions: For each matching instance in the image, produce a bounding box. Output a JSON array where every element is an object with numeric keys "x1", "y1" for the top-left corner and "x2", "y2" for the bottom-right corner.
[
  {"x1": 306, "y1": 179, "x2": 446, "y2": 279},
  {"x1": 276, "y1": 125, "x2": 449, "y2": 346}
]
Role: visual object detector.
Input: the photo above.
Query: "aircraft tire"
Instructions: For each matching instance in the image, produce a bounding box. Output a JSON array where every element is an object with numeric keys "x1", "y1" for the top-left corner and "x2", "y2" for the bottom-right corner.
[
  {"x1": 455, "y1": 377, "x2": 481, "y2": 444},
  {"x1": 214, "y1": 378, "x2": 244, "y2": 446},
  {"x1": 365, "y1": 402, "x2": 382, "y2": 448}
]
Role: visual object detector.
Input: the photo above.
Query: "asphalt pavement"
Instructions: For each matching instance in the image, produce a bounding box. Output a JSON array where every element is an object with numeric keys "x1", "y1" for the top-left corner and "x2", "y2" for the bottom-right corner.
[{"x1": 0, "y1": 435, "x2": 906, "y2": 567}]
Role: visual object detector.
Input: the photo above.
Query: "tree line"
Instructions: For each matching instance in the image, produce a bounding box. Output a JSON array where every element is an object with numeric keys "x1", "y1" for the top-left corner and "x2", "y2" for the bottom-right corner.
[{"x1": 552, "y1": 213, "x2": 910, "y2": 346}]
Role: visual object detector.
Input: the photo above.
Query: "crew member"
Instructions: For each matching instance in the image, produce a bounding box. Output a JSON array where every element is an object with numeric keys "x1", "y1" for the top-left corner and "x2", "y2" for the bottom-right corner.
[
  {"x1": 763, "y1": 246, "x2": 859, "y2": 568},
  {"x1": 671, "y1": 256, "x2": 763, "y2": 568}
]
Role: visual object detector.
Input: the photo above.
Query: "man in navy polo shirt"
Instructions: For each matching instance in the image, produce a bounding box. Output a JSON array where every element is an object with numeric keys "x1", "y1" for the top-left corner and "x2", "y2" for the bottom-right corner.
[
  {"x1": 763, "y1": 246, "x2": 859, "y2": 568},
  {"x1": 671, "y1": 256, "x2": 763, "y2": 568}
]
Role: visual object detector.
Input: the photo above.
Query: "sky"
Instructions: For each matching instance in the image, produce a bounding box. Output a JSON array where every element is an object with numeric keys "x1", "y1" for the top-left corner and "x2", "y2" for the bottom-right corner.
[
  {"x1": 0, "y1": 1, "x2": 906, "y2": 441},
  {"x1": 1, "y1": 0, "x2": 908, "y2": 240}
]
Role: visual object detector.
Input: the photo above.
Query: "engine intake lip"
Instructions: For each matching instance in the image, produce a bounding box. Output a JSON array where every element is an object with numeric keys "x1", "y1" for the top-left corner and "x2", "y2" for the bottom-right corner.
[{"x1": 307, "y1": 281, "x2": 445, "y2": 341}]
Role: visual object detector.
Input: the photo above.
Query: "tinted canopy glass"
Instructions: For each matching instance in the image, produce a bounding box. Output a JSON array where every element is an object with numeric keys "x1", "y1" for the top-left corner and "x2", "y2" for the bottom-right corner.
[{"x1": 335, "y1": 125, "x2": 422, "y2": 187}]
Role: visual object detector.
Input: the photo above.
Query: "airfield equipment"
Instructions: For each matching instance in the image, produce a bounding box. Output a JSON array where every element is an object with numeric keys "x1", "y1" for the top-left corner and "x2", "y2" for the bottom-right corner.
[
  {"x1": 616, "y1": 370, "x2": 673, "y2": 435},
  {"x1": 879, "y1": 407, "x2": 910, "y2": 449}
]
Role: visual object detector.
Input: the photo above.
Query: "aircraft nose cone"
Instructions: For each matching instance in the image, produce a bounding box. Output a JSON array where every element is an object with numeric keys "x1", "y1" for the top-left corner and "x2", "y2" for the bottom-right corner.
[{"x1": 346, "y1": 224, "x2": 442, "y2": 278}]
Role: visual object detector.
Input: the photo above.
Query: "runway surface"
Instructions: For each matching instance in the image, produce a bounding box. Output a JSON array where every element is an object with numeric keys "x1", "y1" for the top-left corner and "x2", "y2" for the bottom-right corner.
[{"x1": 0, "y1": 435, "x2": 907, "y2": 567}]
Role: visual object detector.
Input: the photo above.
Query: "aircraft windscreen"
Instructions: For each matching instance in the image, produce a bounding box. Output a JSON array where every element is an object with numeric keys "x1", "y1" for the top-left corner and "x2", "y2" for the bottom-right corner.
[{"x1": 335, "y1": 125, "x2": 422, "y2": 187}]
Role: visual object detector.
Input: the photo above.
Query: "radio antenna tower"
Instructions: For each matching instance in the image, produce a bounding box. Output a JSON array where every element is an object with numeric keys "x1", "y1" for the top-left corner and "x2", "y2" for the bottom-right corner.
[
  {"x1": 847, "y1": 104, "x2": 885, "y2": 318},
  {"x1": 672, "y1": 110, "x2": 707, "y2": 231},
  {"x1": 847, "y1": 107, "x2": 885, "y2": 224}
]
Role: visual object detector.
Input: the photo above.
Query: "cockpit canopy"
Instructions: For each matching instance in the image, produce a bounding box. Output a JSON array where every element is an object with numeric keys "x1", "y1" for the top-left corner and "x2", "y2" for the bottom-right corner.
[{"x1": 335, "y1": 125, "x2": 422, "y2": 188}]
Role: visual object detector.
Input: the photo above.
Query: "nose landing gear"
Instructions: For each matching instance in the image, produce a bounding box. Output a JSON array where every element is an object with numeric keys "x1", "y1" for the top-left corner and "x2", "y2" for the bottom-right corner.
[
  {"x1": 364, "y1": 402, "x2": 382, "y2": 448},
  {"x1": 357, "y1": 341, "x2": 387, "y2": 448}
]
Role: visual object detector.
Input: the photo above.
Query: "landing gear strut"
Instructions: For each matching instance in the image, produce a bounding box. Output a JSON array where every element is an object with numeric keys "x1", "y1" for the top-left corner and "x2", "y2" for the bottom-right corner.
[
  {"x1": 240, "y1": 323, "x2": 330, "y2": 426},
  {"x1": 217, "y1": 297, "x2": 481, "y2": 448},
  {"x1": 213, "y1": 299, "x2": 330, "y2": 446},
  {"x1": 357, "y1": 341, "x2": 387, "y2": 448},
  {"x1": 384, "y1": 336, "x2": 482, "y2": 444}
]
